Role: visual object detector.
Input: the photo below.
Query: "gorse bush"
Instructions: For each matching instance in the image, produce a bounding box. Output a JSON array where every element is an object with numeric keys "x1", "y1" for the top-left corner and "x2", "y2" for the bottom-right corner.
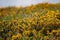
[{"x1": 0, "y1": 3, "x2": 60, "y2": 40}]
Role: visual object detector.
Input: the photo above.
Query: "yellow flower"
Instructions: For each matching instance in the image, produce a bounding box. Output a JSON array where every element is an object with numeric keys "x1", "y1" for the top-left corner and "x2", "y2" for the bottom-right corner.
[
  {"x1": 23, "y1": 30, "x2": 31, "y2": 36},
  {"x1": 12, "y1": 35, "x2": 17, "y2": 40},
  {"x1": 44, "y1": 36, "x2": 49, "y2": 40},
  {"x1": 51, "y1": 11, "x2": 55, "y2": 13},
  {"x1": 52, "y1": 30, "x2": 57, "y2": 33},
  {"x1": 12, "y1": 33, "x2": 22, "y2": 40}
]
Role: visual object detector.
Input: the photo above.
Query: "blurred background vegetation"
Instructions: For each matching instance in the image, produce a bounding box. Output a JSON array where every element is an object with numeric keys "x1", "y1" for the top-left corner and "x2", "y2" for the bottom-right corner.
[{"x1": 0, "y1": 3, "x2": 60, "y2": 40}]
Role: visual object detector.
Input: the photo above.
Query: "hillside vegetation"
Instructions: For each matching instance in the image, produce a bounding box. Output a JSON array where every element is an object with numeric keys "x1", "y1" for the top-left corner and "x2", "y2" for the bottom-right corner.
[{"x1": 0, "y1": 3, "x2": 60, "y2": 40}]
